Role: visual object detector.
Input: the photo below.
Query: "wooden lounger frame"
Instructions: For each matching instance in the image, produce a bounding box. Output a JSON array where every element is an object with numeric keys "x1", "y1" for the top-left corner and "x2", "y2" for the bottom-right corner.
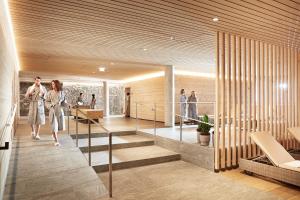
[{"x1": 240, "y1": 155, "x2": 300, "y2": 187}]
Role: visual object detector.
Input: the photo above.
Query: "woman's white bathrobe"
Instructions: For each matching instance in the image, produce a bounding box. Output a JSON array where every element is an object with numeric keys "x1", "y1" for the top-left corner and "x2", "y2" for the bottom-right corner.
[{"x1": 45, "y1": 90, "x2": 66, "y2": 132}]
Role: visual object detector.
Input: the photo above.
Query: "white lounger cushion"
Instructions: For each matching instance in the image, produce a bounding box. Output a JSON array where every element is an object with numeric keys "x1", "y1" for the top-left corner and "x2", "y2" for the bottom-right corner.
[
  {"x1": 288, "y1": 127, "x2": 300, "y2": 143},
  {"x1": 250, "y1": 132, "x2": 295, "y2": 166},
  {"x1": 279, "y1": 161, "x2": 300, "y2": 172}
]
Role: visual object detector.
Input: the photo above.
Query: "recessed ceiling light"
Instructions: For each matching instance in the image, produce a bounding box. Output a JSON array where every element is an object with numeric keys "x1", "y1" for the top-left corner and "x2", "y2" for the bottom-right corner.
[
  {"x1": 98, "y1": 67, "x2": 106, "y2": 72},
  {"x1": 143, "y1": 48, "x2": 148, "y2": 51},
  {"x1": 212, "y1": 17, "x2": 219, "y2": 22},
  {"x1": 170, "y1": 36, "x2": 175, "y2": 40},
  {"x1": 110, "y1": 62, "x2": 115, "y2": 65}
]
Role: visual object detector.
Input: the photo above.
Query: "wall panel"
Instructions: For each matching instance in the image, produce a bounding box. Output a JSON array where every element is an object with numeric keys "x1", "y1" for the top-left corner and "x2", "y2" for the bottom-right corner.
[{"x1": 215, "y1": 31, "x2": 299, "y2": 170}]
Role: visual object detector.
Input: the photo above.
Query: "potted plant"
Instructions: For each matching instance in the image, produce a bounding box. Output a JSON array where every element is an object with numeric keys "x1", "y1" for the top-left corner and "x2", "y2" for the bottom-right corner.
[{"x1": 197, "y1": 114, "x2": 213, "y2": 146}]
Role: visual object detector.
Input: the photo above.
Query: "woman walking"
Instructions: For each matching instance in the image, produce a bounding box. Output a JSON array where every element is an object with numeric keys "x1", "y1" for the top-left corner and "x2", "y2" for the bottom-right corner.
[
  {"x1": 45, "y1": 80, "x2": 67, "y2": 146},
  {"x1": 188, "y1": 91, "x2": 198, "y2": 120},
  {"x1": 179, "y1": 89, "x2": 187, "y2": 120}
]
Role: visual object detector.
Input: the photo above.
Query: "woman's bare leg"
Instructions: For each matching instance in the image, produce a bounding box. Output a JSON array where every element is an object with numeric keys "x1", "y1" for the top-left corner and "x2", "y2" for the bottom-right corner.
[
  {"x1": 52, "y1": 131, "x2": 58, "y2": 143},
  {"x1": 35, "y1": 125, "x2": 41, "y2": 139}
]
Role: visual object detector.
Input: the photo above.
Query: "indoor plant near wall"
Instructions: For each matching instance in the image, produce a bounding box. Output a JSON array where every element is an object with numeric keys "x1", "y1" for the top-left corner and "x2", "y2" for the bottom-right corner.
[{"x1": 197, "y1": 114, "x2": 213, "y2": 146}]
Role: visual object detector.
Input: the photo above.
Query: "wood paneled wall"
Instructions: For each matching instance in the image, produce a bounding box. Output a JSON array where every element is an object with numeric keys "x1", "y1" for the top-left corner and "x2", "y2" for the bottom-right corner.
[
  {"x1": 214, "y1": 31, "x2": 300, "y2": 171},
  {"x1": 175, "y1": 75, "x2": 215, "y2": 116},
  {"x1": 125, "y1": 76, "x2": 165, "y2": 122},
  {"x1": 0, "y1": 1, "x2": 19, "y2": 198}
]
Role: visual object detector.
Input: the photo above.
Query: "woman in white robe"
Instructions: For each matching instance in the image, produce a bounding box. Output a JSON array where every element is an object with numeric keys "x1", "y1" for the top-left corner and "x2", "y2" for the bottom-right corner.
[
  {"x1": 188, "y1": 91, "x2": 198, "y2": 120},
  {"x1": 179, "y1": 89, "x2": 187, "y2": 119},
  {"x1": 45, "y1": 80, "x2": 67, "y2": 146}
]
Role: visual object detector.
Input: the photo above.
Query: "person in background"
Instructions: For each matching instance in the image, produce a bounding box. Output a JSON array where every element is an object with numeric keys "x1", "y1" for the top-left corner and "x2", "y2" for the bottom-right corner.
[
  {"x1": 25, "y1": 76, "x2": 47, "y2": 140},
  {"x1": 90, "y1": 94, "x2": 96, "y2": 109},
  {"x1": 188, "y1": 91, "x2": 198, "y2": 120},
  {"x1": 77, "y1": 92, "x2": 84, "y2": 105},
  {"x1": 125, "y1": 92, "x2": 130, "y2": 117},
  {"x1": 45, "y1": 80, "x2": 67, "y2": 146},
  {"x1": 179, "y1": 89, "x2": 187, "y2": 120}
]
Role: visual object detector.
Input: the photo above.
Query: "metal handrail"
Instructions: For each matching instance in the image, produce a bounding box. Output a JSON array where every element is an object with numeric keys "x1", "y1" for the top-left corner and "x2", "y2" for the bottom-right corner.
[
  {"x1": 72, "y1": 108, "x2": 112, "y2": 198},
  {"x1": 0, "y1": 104, "x2": 17, "y2": 150}
]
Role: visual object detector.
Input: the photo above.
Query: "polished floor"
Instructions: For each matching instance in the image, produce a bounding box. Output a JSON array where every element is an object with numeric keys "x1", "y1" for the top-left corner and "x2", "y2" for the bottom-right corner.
[
  {"x1": 10, "y1": 118, "x2": 300, "y2": 200},
  {"x1": 98, "y1": 161, "x2": 300, "y2": 200},
  {"x1": 4, "y1": 134, "x2": 107, "y2": 200}
]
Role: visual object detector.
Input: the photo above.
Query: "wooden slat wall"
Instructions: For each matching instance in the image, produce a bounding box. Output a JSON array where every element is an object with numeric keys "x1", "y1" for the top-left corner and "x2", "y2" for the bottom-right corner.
[{"x1": 214, "y1": 31, "x2": 299, "y2": 170}]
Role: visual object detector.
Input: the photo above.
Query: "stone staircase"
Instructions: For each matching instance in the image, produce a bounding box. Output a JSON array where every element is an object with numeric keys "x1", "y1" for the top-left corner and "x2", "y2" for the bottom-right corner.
[{"x1": 73, "y1": 131, "x2": 181, "y2": 173}]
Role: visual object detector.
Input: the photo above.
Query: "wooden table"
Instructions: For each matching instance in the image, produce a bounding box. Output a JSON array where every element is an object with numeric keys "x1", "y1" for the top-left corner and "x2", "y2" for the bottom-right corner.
[{"x1": 71, "y1": 108, "x2": 104, "y2": 122}]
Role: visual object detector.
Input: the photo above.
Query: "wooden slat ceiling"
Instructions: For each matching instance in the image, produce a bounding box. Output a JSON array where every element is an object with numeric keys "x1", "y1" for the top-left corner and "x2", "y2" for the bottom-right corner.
[{"x1": 9, "y1": 0, "x2": 300, "y2": 80}]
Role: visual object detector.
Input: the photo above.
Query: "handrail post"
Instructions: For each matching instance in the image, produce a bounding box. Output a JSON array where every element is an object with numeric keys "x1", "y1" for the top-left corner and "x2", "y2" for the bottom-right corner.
[
  {"x1": 76, "y1": 108, "x2": 79, "y2": 147},
  {"x1": 180, "y1": 116, "x2": 183, "y2": 142},
  {"x1": 154, "y1": 103, "x2": 157, "y2": 137},
  {"x1": 67, "y1": 108, "x2": 70, "y2": 135},
  {"x1": 108, "y1": 132, "x2": 112, "y2": 198},
  {"x1": 135, "y1": 102, "x2": 138, "y2": 132},
  {"x1": 88, "y1": 119, "x2": 91, "y2": 166}
]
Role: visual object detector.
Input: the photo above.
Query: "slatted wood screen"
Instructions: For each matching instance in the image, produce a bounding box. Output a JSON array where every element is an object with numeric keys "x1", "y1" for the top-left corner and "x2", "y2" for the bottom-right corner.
[{"x1": 214, "y1": 31, "x2": 300, "y2": 171}]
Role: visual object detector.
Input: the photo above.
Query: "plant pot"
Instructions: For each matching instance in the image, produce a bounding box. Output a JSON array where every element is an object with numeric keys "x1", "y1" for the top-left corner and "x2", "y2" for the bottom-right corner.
[{"x1": 198, "y1": 132, "x2": 210, "y2": 146}]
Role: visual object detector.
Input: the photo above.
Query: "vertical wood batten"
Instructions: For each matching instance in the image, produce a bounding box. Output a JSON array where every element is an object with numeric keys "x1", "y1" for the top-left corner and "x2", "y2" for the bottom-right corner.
[
  {"x1": 295, "y1": 50, "x2": 298, "y2": 127},
  {"x1": 220, "y1": 32, "x2": 226, "y2": 169},
  {"x1": 246, "y1": 38, "x2": 252, "y2": 158},
  {"x1": 280, "y1": 47, "x2": 284, "y2": 144},
  {"x1": 251, "y1": 40, "x2": 257, "y2": 157},
  {"x1": 284, "y1": 47, "x2": 288, "y2": 148},
  {"x1": 237, "y1": 36, "x2": 242, "y2": 161},
  {"x1": 291, "y1": 49, "x2": 295, "y2": 148},
  {"x1": 232, "y1": 34, "x2": 237, "y2": 167},
  {"x1": 265, "y1": 43, "x2": 269, "y2": 134},
  {"x1": 269, "y1": 44, "x2": 273, "y2": 137},
  {"x1": 214, "y1": 32, "x2": 220, "y2": 171},
  {"x1": 261, "y1": 42, "x2": 265, "y2": 132},
  {"x1": 275, "y1": 46, "x2": 280, "y2": 142},
  {"x1": 225, "y1": 33, "x2": 231, "y2": 168},
  {"x1": 242, "y1": 37, "x2": 247, "y2": 158},
  {"x1": 287, "y1": 48, "x2": 291, "y2": 149}
]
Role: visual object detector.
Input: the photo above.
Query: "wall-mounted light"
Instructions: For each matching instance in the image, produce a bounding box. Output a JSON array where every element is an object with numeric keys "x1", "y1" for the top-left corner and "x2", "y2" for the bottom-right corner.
[
  {"x1": 122, "y1": 71, "x2": 165, "y2": 83},
  {"x1": 175, "y1": 70, "x2": 215, "y2": 78}
]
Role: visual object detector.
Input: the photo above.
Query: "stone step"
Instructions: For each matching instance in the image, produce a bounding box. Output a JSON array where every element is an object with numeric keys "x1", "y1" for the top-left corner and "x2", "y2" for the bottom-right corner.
[
  {"x1": 70, "y1": 130, "x2": 136, "y2": 139},
  {"x1": 78, "y1": 135, "x2": 155, "y2": 152},
  {"x1": 84, "y1": 146, "x2": 180, "y2": 173}
]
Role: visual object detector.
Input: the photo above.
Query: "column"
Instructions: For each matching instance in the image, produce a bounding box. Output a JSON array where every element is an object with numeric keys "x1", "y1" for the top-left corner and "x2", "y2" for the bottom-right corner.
[
  {"x1": 164, "y1": 65, "x2": 175, "y2": 126},
  {"x1": 103, "y1": 81, "x2": 109, "y2": 117}
]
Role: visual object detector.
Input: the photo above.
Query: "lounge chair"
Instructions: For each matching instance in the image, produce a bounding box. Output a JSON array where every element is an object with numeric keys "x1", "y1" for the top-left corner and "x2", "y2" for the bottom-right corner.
[
  {"x1": 287, "y1": 127, "x2": 300, "y2": 159},
  {"x1": 239, "y1": 131, "x2": 300, "y2": 187}
]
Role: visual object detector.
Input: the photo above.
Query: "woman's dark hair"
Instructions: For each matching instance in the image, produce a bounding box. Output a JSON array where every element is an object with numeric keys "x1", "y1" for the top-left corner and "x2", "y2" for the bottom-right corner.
[
  {"x1": 80, "y1": 93, "x2": 83, "y2": 96},
  {"x1": 180, "y1": 89, "x2": 185, "y2": 95},
  {"x1": 51, "y1": 80, "x2": 62, "y2": 91},
  {"x1": 92, "y1": 94, "x2": 95, "y2": 98}
]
